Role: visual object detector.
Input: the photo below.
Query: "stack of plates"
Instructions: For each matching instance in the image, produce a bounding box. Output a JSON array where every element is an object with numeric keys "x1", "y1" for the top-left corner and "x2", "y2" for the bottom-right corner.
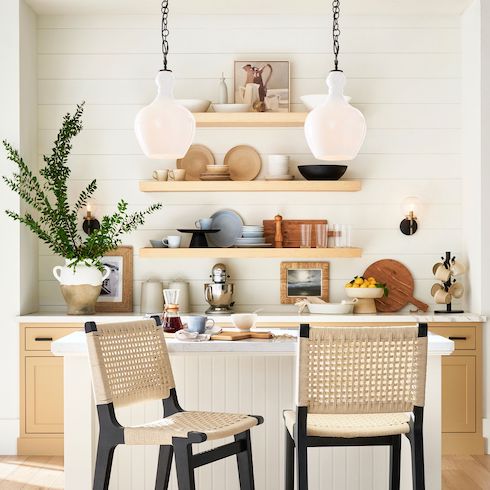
[
  {"x1": 200, "y1": 164, "x2": 231, "y2": 181},
  {"x1": 235, "y1": 225, "x2": 271, "y2": 248}
]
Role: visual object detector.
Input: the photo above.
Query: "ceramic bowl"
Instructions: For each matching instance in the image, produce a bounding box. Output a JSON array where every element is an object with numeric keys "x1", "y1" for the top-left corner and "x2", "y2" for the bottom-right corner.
[
  {"x1": 205, "y1": 165, "x2": 230, "y2": 174},
  {"x1": 150, "y1": 239, "x2": 167, "y2": 248},
  {"x1": 307, "y1": 300, "x2": 357, "y2": 315},
  {"x1": 213, "y1": 103, "x2": 250, "y2": 113},
  {"x1": 345, "y1": 288, "x2": 384, "y2": 299},
  {"x1": 176, "y1": 99, "x2": 211, "y2": 113},
  {"x1": 231, "y1": 313, "x2": 258, "y2": 331},
  {"x1": 298, "y1": 165, "x2": 348, "y2": 181},
  {"x1": 300, "y1": 94, "x2": 352, "y2": 111}
]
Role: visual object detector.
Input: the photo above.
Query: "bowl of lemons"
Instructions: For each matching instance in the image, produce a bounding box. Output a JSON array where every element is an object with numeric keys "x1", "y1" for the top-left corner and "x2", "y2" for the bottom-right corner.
[{"x1": 345, "y1": 276, "x2": 388, "y2": 313}]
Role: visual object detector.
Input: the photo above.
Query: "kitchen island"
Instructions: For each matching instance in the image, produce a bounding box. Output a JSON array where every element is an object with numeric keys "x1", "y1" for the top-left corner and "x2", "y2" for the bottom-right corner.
[{"x1": 50, "y1": 314, "x2": 456, "y2": 490}]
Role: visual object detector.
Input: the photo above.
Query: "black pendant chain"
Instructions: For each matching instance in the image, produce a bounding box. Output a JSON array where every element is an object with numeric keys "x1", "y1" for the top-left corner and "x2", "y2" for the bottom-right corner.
[
  {"x1": 332, "y1": 0, "x2": 341, "y2": 70},
  {"x1": 161, "y1": 0, "x2": 170, "y2": 71}
]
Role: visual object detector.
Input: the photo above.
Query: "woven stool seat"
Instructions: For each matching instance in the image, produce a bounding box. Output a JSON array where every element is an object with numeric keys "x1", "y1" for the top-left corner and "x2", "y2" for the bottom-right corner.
[
  {"x1": 283, "y1": 410, "x2": 410, "y2": 439},
  {"x1": 125, "y1": 411, "x2": 259, "y2": 446}
]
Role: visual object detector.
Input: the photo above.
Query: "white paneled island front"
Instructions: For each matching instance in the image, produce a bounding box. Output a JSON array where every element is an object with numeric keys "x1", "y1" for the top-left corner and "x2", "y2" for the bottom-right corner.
[{"x1": 51, "y1": 315, "x2": 454, "y2": 490}]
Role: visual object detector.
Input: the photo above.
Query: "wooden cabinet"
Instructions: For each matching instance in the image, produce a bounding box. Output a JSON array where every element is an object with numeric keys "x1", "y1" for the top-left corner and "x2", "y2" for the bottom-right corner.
[
  {"x1": 430, "y1": 323, "x2": 484, "y2": 455},
  {"x1": 18, "y1": 323, "x2": 81, "y2": 456}
]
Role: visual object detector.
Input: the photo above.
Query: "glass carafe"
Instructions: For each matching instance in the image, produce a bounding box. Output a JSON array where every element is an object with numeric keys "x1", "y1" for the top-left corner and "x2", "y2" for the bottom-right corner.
[{"x1": 162, "y1": 289, "x2": 184, "y2": 333}]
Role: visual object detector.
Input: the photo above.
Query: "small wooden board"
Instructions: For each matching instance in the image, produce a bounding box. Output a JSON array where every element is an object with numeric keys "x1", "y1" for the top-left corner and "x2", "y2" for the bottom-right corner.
[
  {"x1": 210, "y1": 330, "x2": 273, "y2": 341},
  {"x1": 263, "y1": 219, "x2": 328, "y2": 248},
  {"x1": 364, "y1": 259, "x2": 429, "y2": 312}
]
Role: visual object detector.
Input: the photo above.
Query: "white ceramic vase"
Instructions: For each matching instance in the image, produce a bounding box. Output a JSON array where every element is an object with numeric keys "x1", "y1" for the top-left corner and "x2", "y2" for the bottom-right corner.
[{"x1": 53, "y1": 259, "x2": 110, "y2": 315}]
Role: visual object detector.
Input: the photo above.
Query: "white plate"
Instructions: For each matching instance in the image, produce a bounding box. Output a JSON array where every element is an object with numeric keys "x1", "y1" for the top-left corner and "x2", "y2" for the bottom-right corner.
[
  {"x1": 208, "y1": 210, "x2": 244, "y2": 248},
  {"x1": 242, "y1": 233, "x2": 264, "y2": 238},
  {"x1": 235, "y1": 243, "x2": 272, "y2": 248},
  {"x1": 265, "y1": 175, "x2": 294, "y2": 181}
]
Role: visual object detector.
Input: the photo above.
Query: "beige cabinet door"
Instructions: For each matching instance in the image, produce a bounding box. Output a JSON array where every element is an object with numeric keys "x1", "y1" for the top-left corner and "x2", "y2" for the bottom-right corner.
[
  {"x1": 442, "y1": 356, "x2": 476, "y2": 433},
  {"x1": 25, "y1": 357, "x2": 64, "y2": 434}
]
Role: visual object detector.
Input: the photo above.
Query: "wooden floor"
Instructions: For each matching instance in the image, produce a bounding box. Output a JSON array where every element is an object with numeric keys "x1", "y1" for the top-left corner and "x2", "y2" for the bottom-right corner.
[{"x1": 0, "y1": 455, "x2": 488, "y2": 489}]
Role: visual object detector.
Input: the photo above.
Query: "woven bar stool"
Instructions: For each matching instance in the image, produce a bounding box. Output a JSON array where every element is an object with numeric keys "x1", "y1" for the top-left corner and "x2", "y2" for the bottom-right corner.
[
  {"x1": 283, "y1": 323, "x2": 428, "y2": 490},
  {"x1": 84, "y1": 317, "x2": 263, "y2": 490}
]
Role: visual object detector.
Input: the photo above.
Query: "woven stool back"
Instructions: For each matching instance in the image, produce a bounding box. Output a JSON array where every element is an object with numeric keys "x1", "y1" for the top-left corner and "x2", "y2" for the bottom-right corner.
[
  {"x1": 86, "y1": 319, "x2": 175, "y2": 407},
  {"x1": 297, "y1": 326, "x2": 427, "y2": 414}
]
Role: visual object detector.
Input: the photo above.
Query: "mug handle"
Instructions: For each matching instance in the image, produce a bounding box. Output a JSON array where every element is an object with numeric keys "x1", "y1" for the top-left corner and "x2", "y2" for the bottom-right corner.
[
  {"x1": 52, "y1": 266, "x2": 63, "y2": 283},
  {"x1": 205, "y1": 319, "x2": 215, "y2": 330},
  {"x1": 162, "y1": 239, "x2": 169, "y2": 246},
  {"x1": 152, "y1": 170, "x2": 158, "y2": 180},
  {"x1": 195, "y1": 220, "x2": 201, "y2": 229},
  {"x1": 168, "y1": 170, "x2": 175, "y2": 181},
  {"x1": 101, "y1": 265, "x2": 111, "y2": 282}
]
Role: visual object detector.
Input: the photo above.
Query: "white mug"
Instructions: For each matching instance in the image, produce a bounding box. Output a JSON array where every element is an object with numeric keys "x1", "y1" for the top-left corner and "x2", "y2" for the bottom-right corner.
[
  {"x1": 168, "y1": 169, "x2": 186, "y2": 181},
  {"x1": 267, "y1": 155, "x2": 289, "y2": 176},
  {"x1": 450, "y1": 260, "x2": 466, "y2": 276},
  {"x1": 162, "y1": 236, "x2": 181, "y2": 248},
  {"x1": 152, "y1": 169, "x2": 168, "y2": 181},
  {"x1": 434, "y1": 288, "x2": 452, "y2": 304},
  {"x1": 433, "y1": 263, "x2": 451, "y2": 282},
  {"x1": 195, "y1": 218, "x2": 213, "y2": 230},
  {"x1": 449, "y1": 282, "x2": 464, "y2": 299}
]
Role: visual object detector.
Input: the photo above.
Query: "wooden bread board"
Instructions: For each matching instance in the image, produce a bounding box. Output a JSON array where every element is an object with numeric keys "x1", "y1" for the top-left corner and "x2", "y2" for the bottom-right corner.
[
  {"x1": 263, "y1": 219, "x2": 328, "y2": 248},
  {"x1": 210, "y1": 330, "x2": 273, "y2": 341}
]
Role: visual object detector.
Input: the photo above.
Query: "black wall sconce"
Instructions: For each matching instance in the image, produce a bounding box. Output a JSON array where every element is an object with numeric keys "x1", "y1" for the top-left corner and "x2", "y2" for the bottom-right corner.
[
  {"x1": 400, "y1": 196, "x2": 422, "y2": 236},
  {"x1": 83, "y1": 204, "x2": 100, "y2": 235}
]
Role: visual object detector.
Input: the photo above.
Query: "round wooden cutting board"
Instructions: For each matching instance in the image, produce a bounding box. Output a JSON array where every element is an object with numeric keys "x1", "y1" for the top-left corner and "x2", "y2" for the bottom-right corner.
[{"x1": 363, "y1": 259, "x2": 429, "y2": 312}]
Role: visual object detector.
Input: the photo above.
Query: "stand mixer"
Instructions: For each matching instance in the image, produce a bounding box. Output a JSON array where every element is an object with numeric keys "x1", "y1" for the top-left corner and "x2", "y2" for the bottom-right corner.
[{"x1": 204, "y1": 263, "x2": 234, "y2": 314}]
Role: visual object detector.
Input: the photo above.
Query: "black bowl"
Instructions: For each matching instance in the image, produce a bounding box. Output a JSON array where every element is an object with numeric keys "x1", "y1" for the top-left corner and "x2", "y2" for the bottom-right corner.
[{"x1": 298, "y1": 164, "x2": 348, "y2": 181}]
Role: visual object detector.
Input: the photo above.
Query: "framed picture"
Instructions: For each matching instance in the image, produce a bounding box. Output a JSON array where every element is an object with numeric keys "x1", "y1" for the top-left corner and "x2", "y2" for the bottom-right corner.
[
  {"x1": 280, "y1": 262, "x2": 329, "y2": 304},
  {"x1": 234, "y1": 60, "x2": 290, "y2": 112},
  {"x1": 96, "y1": 246, "x2": 133, "y2": 312}
]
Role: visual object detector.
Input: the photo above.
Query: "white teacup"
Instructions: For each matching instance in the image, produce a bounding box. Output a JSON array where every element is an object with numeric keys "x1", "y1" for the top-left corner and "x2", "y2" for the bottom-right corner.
[
  {"x1": 168, "y1": 169, "x2": 186, "y2": 181},
  {"x1": 231, "y1": 313, "x2": 258, "y2": 331},
  {"x1": 195, "y1": 218, "x2": 213, "y2": 230},
  {"x1": 152, "y1": 169, "x2": 168, "y2": 181},
  {"x1": 431, "y1": 283, "x2": 443, "y2": 297},
  {"x1": 267, "y1": 155, "x2": 289, "y2": 176},
  {"x1": 162, "y1": 236, "x2": 181, "y2": 248}
]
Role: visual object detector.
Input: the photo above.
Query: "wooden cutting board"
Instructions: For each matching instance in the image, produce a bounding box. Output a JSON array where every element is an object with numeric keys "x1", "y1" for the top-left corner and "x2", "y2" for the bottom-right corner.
[
  {"x1": 363, "y1": 259, "x2": 428, "y2": 313},
  {"x1": 263, "y1": 219, "x2": 328, "y2": 248},
  {"x1": 210, "y1": 330, "x2": 273, "y2": 341}
]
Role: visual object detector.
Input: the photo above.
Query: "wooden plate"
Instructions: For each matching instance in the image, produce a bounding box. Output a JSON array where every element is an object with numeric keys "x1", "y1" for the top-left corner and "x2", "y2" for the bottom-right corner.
[
  {"x1": 177, "y1": 144, "x2": 215, "y2": 181},
  {"x1": 224, "y1": 145, "x2": 262, "y2": 181}
]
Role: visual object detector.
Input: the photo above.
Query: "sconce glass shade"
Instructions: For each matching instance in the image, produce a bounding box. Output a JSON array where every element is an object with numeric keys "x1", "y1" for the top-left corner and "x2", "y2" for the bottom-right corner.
[
  {"x1": 304, "y1": 71, "x2": 366, "y2": 161},
  {"x1": 135, "y1": 71, "x2": 195, "y2": 159},
  {"x1": 401, "y1": 196, "x2": 423, "y2": 217}
]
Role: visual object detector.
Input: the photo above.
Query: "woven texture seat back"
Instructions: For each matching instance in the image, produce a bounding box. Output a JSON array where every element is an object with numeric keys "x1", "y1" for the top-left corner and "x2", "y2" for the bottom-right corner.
[
  {"x1": 297, "y1": 326, "x2": 427, "y2": 414},
  {"x1": 86, "y1": 319, "x2": 175, "y2": 407}
]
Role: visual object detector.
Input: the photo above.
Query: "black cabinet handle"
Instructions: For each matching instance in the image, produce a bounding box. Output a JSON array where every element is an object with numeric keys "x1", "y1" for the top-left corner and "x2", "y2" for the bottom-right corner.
[
  {"x1": 34, "y1": 337, "x2": 53, "y2": 341},
  {"x1": 448, "y1": 336, "x2": 467, "y2": 341}
]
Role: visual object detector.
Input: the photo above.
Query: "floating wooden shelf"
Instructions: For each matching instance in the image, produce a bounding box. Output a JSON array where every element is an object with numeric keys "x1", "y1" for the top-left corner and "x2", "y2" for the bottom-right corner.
[
  {"x1": 139, "y1": 180, "x2": 361, "y2": 193},
  {"x1": 139, "y1": 247, "x2": 362, "y2": 259},
  {"x1": 194, "y1": 112, "x2": 306, "y2": 127}
]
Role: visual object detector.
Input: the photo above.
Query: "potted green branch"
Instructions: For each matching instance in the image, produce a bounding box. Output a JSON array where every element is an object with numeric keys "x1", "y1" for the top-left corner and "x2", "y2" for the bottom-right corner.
[{"x1": 2, "y1": 103, "x2": 162, "y2": 314}]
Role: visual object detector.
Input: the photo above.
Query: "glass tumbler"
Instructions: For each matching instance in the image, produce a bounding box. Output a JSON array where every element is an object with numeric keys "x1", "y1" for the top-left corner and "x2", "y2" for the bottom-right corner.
[
  {"x1": 340, "y1": 225, "x2": 352, "y2": 247},
  {"x1": 315, "y1": 224, "x2": 329, "y2": 248},
  {"x1": 300, "y1": 224, "x2": 312, "y2": 248}
]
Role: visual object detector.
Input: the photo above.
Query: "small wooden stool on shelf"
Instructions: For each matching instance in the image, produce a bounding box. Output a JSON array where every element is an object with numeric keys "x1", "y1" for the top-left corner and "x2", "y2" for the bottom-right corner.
[
  {"x1": 283, "y1": 323, "x2": 428, "y2": 490},
  {"x1": 84, "y1": 317, "x2": 263, "y2": 490}
]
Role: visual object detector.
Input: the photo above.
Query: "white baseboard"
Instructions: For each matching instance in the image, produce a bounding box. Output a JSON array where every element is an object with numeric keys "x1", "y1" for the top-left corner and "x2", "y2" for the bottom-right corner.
[{"x1": 0, "y1": 419, "x2": 19, "y2": 454}]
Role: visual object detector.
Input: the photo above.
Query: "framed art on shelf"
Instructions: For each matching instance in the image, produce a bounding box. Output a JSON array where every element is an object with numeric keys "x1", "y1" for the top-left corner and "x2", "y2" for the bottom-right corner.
[
  {"x1": 96, "y1": 246, "x2": 133, "y2": 312},
  {"x1": 280, "y1": 261, "x2": 329, "y2": 304},
  {"x1": 234, "y1": 60, "x2": 290, "y2": 112}
]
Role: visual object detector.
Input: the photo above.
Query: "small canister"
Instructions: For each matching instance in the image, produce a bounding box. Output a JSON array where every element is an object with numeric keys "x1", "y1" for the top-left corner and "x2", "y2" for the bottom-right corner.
[
  {"x1": 140, "y1": 280, "x2": 164, "y2": 314},
  {"x1": 168, "y1": 281, "x2": 191, "y2": 313}
]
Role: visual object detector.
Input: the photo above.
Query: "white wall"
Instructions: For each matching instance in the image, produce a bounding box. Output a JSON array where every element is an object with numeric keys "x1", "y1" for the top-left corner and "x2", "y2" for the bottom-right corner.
[
  {"x1": 0, "y1": 0, "x2": 38, "y2": 454},
  {"x1": 36, "y1": 13, "x2": 463, "y2": 313}
]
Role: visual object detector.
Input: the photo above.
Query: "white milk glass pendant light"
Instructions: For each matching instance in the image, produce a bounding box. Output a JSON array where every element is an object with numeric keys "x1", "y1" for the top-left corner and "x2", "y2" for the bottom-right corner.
[
  {"x1": 304, "y1": 0, "x2": 366, "y2": 161},
  {"x1": 135, "y1": 0, "x2": 195, "y2": 159}
]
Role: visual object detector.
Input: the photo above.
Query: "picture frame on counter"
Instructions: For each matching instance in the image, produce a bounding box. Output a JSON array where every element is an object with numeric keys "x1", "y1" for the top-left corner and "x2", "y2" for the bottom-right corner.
[
  {"x1": 96, "y1": 246, "x2": 133, "y2": 312},
  {"x1": 280, "y1": 261, "x2": 329, "y2": 304},
  {"x1": 234, "y1": 60, "x2": 290, "y2": 112}
]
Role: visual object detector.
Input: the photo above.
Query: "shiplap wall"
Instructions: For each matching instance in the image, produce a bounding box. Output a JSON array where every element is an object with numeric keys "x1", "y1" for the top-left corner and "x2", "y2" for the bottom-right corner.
[{"x1": 36, "y1": 13, "x2": 462, "y2": 312}]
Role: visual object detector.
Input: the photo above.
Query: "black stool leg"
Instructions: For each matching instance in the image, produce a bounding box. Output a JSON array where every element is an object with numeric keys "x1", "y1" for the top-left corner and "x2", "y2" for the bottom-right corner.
[
  {"x1": 389, "y1": 435, "x2": 401, "y2": 490},
  {"x1": 235, "y1": 430, "x2": 255, "y2": 490},
  {"x1": 408, "y1": 430, "x2": 425, "y2": 490},
  {"x1": 285, "y1": 428, "x2": 294, "y2": 490},
  {"x1": 93, "y1": 442, "x2": 116, "y2": 490},
  {"x1": 155, "y1": 445, "x2": 173, "y2": 489},
  {"x1": 174, "y1": 438, "x2": 196, "y2": 490}
]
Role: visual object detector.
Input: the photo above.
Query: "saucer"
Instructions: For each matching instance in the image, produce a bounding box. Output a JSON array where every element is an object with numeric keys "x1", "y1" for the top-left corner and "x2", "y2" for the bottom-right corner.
[{"x1": 265, "y1": 175, "x2": 294, "y2": 181}]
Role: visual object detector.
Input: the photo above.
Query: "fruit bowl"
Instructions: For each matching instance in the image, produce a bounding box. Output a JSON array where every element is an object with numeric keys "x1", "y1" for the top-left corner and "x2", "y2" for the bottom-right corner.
[{"x1": 345, "y1": 287, "x2": 384, "y2": 314}]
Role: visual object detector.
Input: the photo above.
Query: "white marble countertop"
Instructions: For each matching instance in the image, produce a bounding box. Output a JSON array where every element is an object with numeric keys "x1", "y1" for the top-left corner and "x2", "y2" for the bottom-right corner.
[
  {"x1": 52, "y1": 328, "x2": 454, "y2": 357},
  {"x1": 19, "y1": 311, "x2": 486, "y2": 324}
]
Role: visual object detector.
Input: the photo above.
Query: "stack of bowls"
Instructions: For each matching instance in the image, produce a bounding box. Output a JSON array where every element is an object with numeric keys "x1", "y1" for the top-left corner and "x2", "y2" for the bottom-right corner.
[
  {"x1": 200, "y1": 165, "x2": 231, "y2": 181},
  {"x1": 235, "y1": 225, "x2": 269, "y2": 247}
]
